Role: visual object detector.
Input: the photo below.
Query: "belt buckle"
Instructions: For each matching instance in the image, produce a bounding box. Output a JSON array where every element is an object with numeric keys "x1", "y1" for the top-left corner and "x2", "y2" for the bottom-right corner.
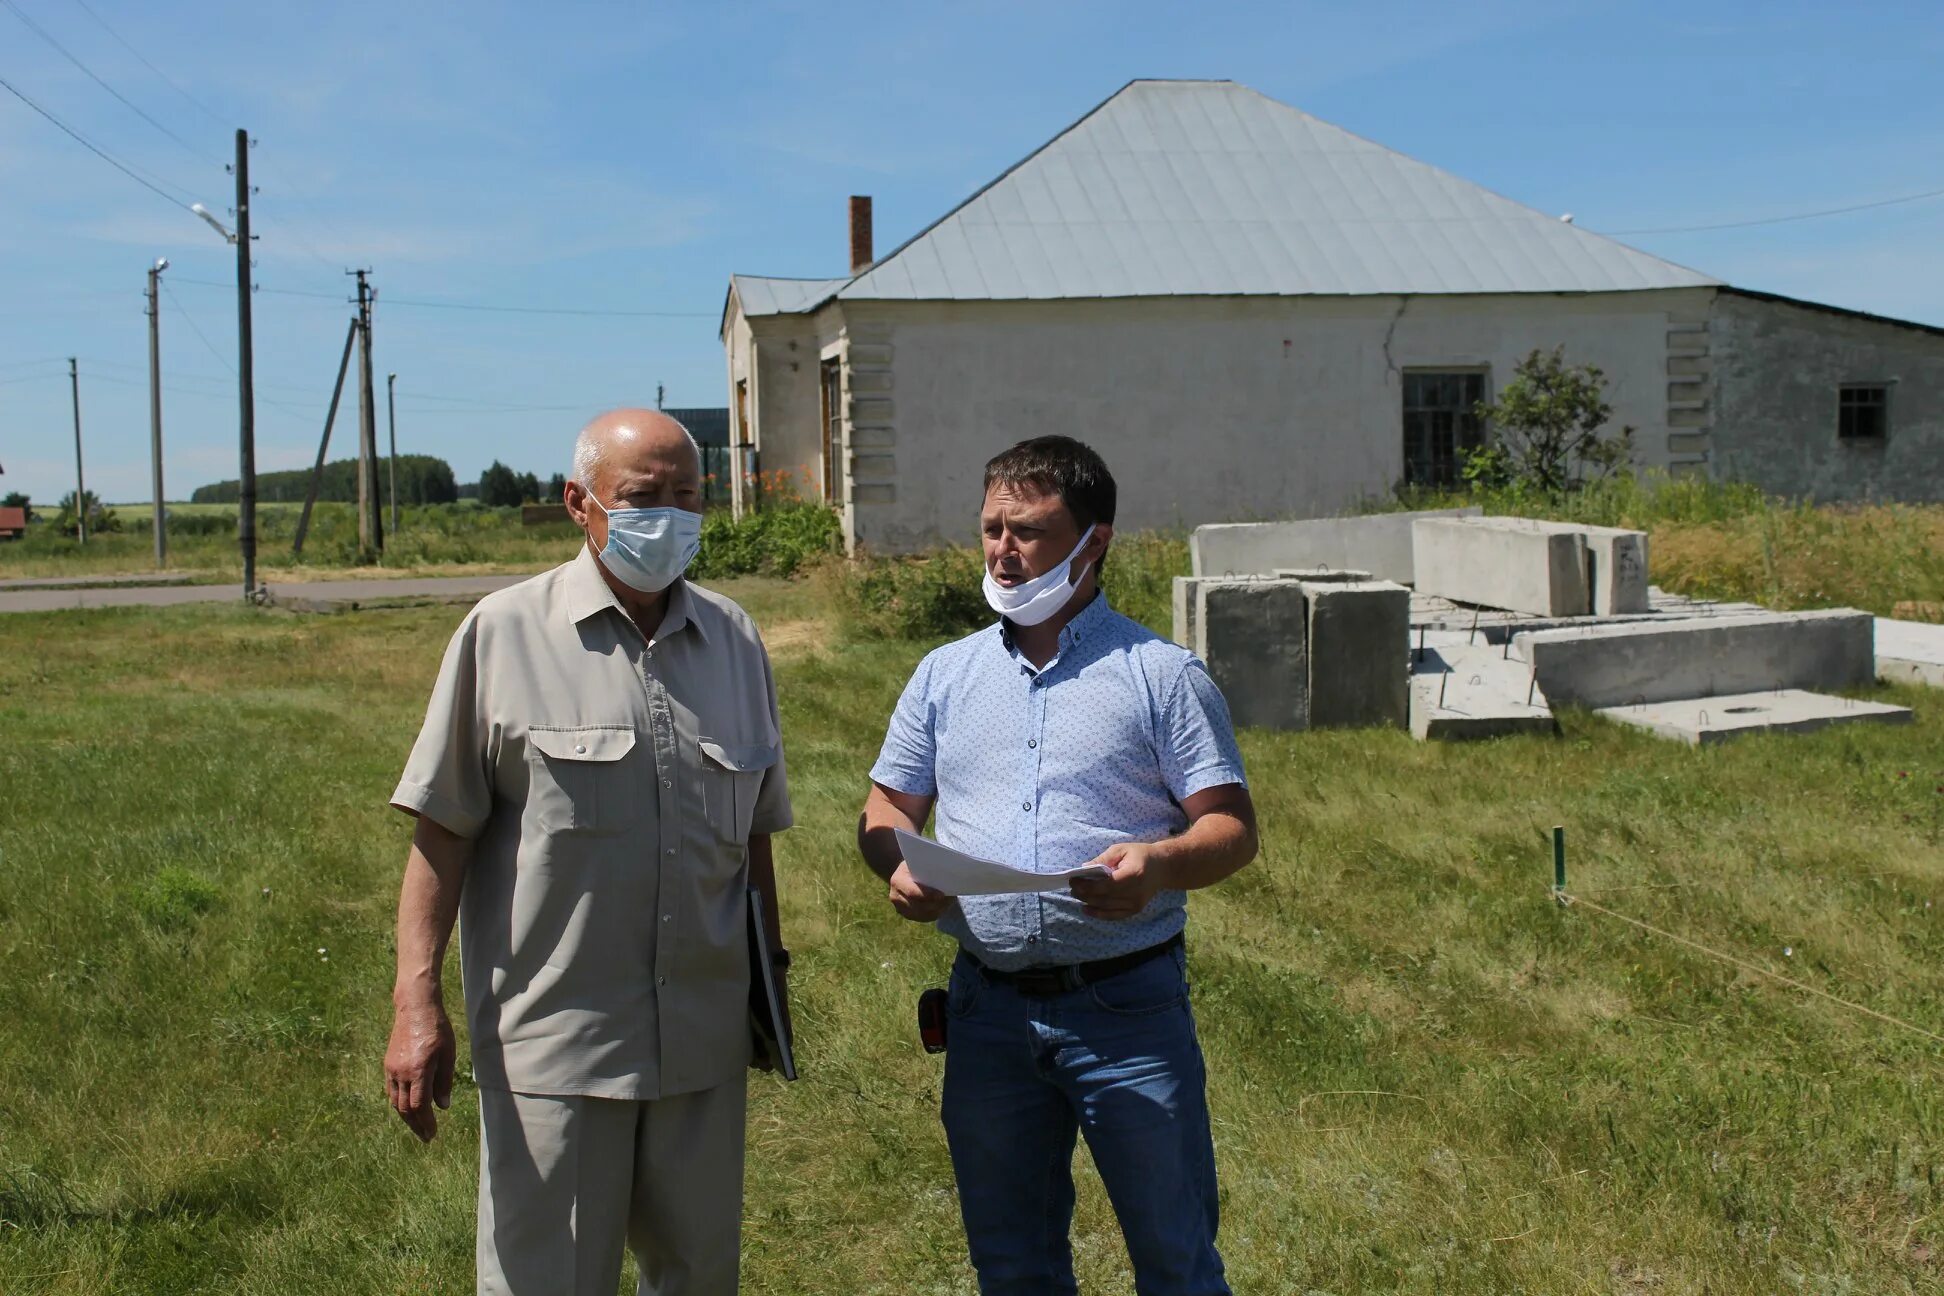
[{"x1": 1011, "y1": 967, "x2": 1069, "y2": 997}]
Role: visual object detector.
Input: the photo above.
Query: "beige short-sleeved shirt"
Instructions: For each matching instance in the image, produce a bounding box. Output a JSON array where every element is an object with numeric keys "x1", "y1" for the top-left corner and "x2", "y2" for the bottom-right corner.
[{"x1": 391, "y1": 547, "x2": 792, "y2": 1101}]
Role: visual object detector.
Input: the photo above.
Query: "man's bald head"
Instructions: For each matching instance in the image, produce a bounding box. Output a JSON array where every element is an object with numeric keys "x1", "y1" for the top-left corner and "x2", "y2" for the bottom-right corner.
[{"x1": 571, "y1": 408, "x2": 701, "y2": 497}]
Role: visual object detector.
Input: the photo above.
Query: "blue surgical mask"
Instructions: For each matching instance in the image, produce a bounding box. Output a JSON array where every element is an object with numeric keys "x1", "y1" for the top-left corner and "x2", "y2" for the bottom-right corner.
[{"x1": 589, "y1": 496, "x2": 702, "y2": 594}]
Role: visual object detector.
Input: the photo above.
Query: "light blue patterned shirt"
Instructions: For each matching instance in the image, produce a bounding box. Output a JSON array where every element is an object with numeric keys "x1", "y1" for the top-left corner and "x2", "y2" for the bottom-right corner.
[{"x1": 870, "y1": 593, "x2": 1248, "y2": 971}]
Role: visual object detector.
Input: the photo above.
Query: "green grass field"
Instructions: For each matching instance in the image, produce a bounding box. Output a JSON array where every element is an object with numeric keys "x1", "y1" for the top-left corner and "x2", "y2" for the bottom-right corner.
[{"x1": 1, "y1": 577, "x2": 1939, "y2": 1294}]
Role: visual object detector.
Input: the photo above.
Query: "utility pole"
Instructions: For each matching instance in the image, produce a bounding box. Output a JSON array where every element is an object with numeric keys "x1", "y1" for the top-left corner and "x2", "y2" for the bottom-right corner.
[
  {"x1": 234, "y1": 127, "x2": 258, "y2": 599},
  {"x1": 147, "y1": 258, "x2": 169, "y2": 567},
  {"x1": 68, "y1": 357, "x2": 85, "y2": 545},
  {"x1": 386, "y1": 371, "x2": 399, "y2": 533},
  {"x1": 293, "y1": 317, "x2": 361, "y2": 557},
  {"x1": 352, "y1": 268, "x2": 382, "y2": 556}
]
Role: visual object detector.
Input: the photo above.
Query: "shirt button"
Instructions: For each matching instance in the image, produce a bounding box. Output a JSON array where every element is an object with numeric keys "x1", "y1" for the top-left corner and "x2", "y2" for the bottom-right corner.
[
  {"x1": 1027, "y1": 739, "x2": 1037, "y2": 749},
  {"x1": 662, "y1": 779, "x2": 673, "y2": 789},
  {"x1": 574, "y1": 744, "x2": 587, "y2": 755},
  {"x1": 665, "y1": 848, "x2": 676, "y2": 857},
  {"x1": 1022, "y1": 800, "x2": 1032, "y2": 811},
  {"x1": 661, "y1": 914, "x2": 672, "y2": 924},
  {"x1": 1027, "y1": 934, "x2": 1040, "y2": 944},
  {"x1": 657, "y1": 976, "x2": 667, "y2": 986}
]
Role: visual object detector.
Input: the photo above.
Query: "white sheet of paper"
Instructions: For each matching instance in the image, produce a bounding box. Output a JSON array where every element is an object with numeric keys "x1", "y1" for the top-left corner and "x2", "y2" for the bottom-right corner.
[{"x1": 894, "y1": 827, "x2": 1111, "y2": 896}]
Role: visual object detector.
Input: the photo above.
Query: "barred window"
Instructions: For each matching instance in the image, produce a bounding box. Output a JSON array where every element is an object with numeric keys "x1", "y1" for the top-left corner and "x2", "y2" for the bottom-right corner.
[{"x1": 1838, "y1": 385, "x2": 1888, "y2": 442}]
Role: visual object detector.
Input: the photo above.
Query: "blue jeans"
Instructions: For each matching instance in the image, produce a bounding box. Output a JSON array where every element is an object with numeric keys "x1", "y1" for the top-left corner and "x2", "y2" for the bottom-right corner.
[{"x1": 941, "y1": 945, "x2": 1228, "y2": 1296}]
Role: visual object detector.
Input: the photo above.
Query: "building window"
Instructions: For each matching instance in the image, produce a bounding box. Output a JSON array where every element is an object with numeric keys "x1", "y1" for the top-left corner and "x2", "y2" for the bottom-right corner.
[
  {"x1": 819, "y1": 358, "x2": 843, "y2": 505},
  {"x1": 1838, "y1": 384, "x2": 1888, "y2": 442},
  {"x1": 1403, "y1": 371, "x2": 1487, "y2": 488}
]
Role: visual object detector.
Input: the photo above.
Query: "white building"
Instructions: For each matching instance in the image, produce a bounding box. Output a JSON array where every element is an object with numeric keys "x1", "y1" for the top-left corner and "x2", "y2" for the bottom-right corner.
[{"x1": 722, "y1": 79, "x2": 1944, "y2": 553}]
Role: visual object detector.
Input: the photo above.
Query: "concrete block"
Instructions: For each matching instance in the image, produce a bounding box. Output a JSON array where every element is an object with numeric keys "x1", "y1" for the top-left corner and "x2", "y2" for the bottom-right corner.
[
  {"x1": 1190, "y1": 508, "x2": 1480, "y2": 584},
  {"x1": 1303, "y1": 580, "x2": 1408, "y2": 729},
  {"x1": 1876, "y1": 617, "x2": 1944, "y2": 689},
  {"x1": 1597, "y1": 690, "x2": 1913, "y2": 746},
  {"x1": 1172, "y1": 574, "x2": 1271, "y2": 649},
  {"x1": 1275, "y1": 568, "x2": 1371, "y2": 582},
  {"x1": 1194, "y1": 580, "x2": 1309, "y2": 731},
  {"x1": 1577, "y1": 525, "x2": 1650, "y2": 616},
  {"x1": 1513, "y1": 610, "x2": 1875, "y2": 709},
  {"x1": 1408, "y1": 637, "x2": 1556, "y2": 741},
  {"x1": 1413, "y1": 517, "x2": 1591, "y2": 617}
]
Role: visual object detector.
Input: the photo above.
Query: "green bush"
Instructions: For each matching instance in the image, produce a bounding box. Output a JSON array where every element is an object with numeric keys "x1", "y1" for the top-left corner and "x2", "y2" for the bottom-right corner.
[
  {"x1": 822, "y1": 530, "x2": 1190, "y2": 643},
  {"x1": 821, "y1": 546, "x2": 990, "y2": 641},
  {"x1": 693, "y1": 502, "x2": 842, "y2": 580}
]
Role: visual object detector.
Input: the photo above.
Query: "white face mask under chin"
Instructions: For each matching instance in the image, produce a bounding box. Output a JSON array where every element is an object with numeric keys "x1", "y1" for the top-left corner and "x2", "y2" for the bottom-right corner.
[{"x1": 982, "y1": 526, "x2": 1096, "y2": 627}]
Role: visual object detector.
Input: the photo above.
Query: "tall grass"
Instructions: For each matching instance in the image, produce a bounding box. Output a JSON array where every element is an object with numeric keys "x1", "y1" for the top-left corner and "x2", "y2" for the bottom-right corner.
[{"x1": 1384, "y1": 473, "x2": 1944, "y2": 617}]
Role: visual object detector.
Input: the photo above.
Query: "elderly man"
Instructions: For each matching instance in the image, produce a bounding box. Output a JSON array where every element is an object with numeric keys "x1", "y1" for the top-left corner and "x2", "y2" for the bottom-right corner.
[
  {"x1": 858, "y1": 435, "x2": 1257, "y2": 1295},
  {"x1": 383, "y1": 409, "x2": 791, "y2": 1296}
]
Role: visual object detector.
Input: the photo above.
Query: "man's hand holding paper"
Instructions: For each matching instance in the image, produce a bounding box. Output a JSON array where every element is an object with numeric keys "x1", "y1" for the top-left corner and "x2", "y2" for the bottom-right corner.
[{"x1": 1068, "y1": 840, "x2": 1169, "y2": 920}]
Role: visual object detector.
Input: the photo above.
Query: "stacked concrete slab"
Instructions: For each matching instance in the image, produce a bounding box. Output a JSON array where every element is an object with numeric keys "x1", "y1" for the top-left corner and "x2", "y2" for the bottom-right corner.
[
  {"x1": 1598, "y1": 690, "x2": 1912, "y2": 746},
  {"x1": 1194, "y1": 580, "x2": 1309, "y2": 731},
  {"x1": 1173, "y1": 574, "x2": 1270, "y2": 648},
  {"x1": 1407, "y1": 635, "x2": 1557, "y2": 741},
  {"x1": 1303, "y1": 580, "x2": 1409, "y2": 729},
  {"x1": 1512, "y1": 610, "x2": 1875, "y2": 709},
  {"x1": 1412, "y1": 517, "x2": 1592, "y2": 617},
  {"x1": 1580, "y1": 524, "x2": 1651, "y2": 616},
  {"x1": 1274, "y1": 568, "x2": 1372, "y2": 582},
  {"x1": 1191, "y1": 507, "x2": 1480, "y2": 584},
  {"x1": 1875, "y1": 617, "x2": 1944, "y2": 688},
  {"x1": 1411, "y1": 516, "x2": 1650, "y2": 617}
]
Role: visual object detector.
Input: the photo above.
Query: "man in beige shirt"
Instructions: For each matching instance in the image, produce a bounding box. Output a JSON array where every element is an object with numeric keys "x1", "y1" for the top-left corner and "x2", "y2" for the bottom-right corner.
[{"x1": 383, "y1": 409, "x2": 792, "y2": 1295}]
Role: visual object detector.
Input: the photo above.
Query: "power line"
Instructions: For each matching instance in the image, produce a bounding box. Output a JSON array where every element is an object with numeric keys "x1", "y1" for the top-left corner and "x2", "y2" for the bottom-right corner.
[
  {"x1": 2, "y1": 0, "x2": 220, "y2": 168},
  {"x1": 160, "y1": 279, "x2": 235, "y2": 376},
  {"x1": 1606, "y1": 185, "x2": 1944, "y2": 235},
  {"x1": 63, "y1": 0, "x2": 227, "y2": 129},
  {"x1": 0, "y1": 69, "x2": 197, "y2": 212},
  {"x1": 168, "y1": 275, "x2": 712, "y2": 318},
  {"x1": 374, "y1": 295, "x2": 714, "y2": 319}
]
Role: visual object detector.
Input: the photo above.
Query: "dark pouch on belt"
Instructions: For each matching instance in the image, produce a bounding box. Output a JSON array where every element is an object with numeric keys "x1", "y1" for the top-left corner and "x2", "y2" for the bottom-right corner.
[{"x1": 918, "y1": 987, "x2": 948, "y2": 1054}]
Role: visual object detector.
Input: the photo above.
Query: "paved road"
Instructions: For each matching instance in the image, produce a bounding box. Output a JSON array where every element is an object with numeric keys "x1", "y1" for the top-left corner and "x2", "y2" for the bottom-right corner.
[
  {"x1": 0, "y1": 574, "x2": 532, "y2": 615},
  {"x1": 0, "y1": 573, "x2": 195, "y2": 592}
]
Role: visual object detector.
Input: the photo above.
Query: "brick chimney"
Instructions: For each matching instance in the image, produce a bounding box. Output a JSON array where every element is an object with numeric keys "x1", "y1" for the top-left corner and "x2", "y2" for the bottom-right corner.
[{"x1": 848, "y1": 195, "x2": 873, "y2": 274}]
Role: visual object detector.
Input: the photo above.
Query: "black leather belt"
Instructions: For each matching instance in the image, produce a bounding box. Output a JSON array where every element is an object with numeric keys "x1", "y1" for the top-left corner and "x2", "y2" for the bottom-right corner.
[{"x1": 971, "y1": 933, "x2": 1183, "y2": 997}]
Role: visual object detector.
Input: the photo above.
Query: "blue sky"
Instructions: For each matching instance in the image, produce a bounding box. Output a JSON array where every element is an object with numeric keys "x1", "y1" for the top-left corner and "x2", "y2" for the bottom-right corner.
[{"x1": 2, "y1": 0, "x2": 1940, "y2": 505}]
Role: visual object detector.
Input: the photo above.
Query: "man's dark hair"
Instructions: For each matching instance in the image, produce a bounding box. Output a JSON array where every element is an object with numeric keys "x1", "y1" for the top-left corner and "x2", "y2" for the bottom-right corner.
[{"x1": 982, "y1": 436, "x2": 1117, "y2": 531}]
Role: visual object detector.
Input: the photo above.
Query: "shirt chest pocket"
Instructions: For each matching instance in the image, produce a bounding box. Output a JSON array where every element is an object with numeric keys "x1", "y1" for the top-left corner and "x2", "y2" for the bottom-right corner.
[
  {"x1": 526, "y1": 726, "x2": 641, "y2": 834},
  {"x1": 699, "y1": 739, "x2": 777, "y2": 846}
]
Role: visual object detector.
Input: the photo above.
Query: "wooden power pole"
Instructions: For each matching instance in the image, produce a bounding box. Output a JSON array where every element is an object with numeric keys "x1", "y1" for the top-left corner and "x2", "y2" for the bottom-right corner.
[
  {"x1": 147, "y1": 259, "x2": 168, "y2": 567},
  {"x1": 234, "y1": 127, "x2": 258, "y2": 599},
  {"x1": 386, "y1": 371, "x2": 399, "y2": 533},
  {"x1": 67, "y1": 357, "x2": 85, "y2": 545},
  {"x1": 353, "y1": 269, "x2": 382, "y2": 556}
]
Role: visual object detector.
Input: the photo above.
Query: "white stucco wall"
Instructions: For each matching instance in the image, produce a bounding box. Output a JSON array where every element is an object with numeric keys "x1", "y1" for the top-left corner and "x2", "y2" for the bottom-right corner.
[
  {"x1": 1709, "y1": 291, "x2": 1944, "y2": 503},
  {"x1": 841, "y1": 290, "x2": 1709, "y2": 553},
  {"x1": 723, "y1": 299, "x2": 830, "y2": 512}
]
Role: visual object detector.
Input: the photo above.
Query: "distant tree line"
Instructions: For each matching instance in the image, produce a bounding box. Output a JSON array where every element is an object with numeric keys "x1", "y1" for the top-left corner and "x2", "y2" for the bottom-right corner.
[
  {"x1": 192, "y1": 455, "x2": 460, "y2": 505},
  {"x1": 470, "y1": 462, "x2": 565, "y2": 507}
]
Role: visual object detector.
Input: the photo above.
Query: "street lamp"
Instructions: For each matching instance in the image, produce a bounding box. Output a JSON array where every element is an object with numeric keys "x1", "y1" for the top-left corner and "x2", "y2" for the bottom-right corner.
[
  {"x1": 191, "y1": 202, "x2": 236, "y2": 244},
  {"x1": 193, "y1": 130, "x2": 258, "y2": 602}
]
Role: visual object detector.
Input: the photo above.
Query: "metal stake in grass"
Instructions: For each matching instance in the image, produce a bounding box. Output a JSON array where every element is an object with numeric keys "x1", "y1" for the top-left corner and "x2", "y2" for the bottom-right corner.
[{"x1": 1552, "y1": 825, "x2": 1567, "y2": 905}]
